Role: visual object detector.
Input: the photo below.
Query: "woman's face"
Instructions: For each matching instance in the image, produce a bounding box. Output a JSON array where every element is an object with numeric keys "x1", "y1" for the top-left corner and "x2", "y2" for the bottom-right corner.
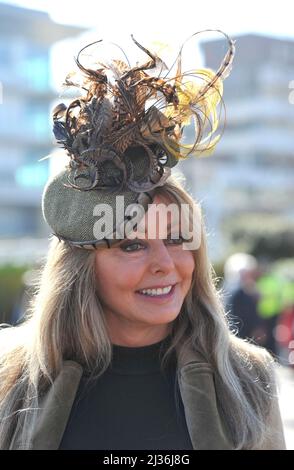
[{"x1": 95, "y1": 195, "x2": 195, "y2": 346}]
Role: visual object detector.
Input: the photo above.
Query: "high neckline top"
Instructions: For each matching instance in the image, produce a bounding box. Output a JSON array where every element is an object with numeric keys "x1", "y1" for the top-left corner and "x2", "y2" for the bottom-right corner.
[
  {"x1": 59, "y1": 332, "x2": 193, "y2": 450},
  {"x1": 110, "y1": 334, "x2": 173, "y2": 375}
]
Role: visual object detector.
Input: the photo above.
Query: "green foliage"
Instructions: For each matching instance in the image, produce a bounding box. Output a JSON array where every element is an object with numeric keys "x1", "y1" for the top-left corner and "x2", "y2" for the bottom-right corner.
[
  {"x1": 222, "y1": 213, "x2": 294, "y2": 261},
  {"x1": 212, "y1": 261, "x2": 225, "y2": 289},
  {"x1": 0, "y1": 265, "x2": 28, "y2": 324}
]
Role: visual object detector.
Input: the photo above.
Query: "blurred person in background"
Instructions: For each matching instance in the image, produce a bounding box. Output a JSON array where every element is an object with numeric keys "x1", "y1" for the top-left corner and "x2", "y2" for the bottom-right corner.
[
  {"x1": 224, "y1": 253, "x2": 266, "y2": 346},
  {"x1": 256, "y1": 269, "x2": 292, "y2": 357},
  {"x1": 269, "y1": 272, "x2": 294, "y2": 367}
]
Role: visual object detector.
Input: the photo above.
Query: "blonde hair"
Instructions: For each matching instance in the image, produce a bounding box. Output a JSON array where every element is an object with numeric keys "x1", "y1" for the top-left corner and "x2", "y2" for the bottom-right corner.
[{"x1": 0, "y1": 176, "x2": 274, "y2": 449}]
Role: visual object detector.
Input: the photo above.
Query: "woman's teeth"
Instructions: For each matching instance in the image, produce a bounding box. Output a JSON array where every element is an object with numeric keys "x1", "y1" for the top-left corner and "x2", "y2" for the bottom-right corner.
[{"x1": 138, "y1": 285, "x2": 173, "y2": 296}]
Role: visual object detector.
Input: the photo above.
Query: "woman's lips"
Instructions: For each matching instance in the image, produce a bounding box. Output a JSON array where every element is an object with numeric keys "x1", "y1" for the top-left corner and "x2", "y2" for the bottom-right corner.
[{"x1": 135, "y1": 284, "x2": 177, "y2": 302}]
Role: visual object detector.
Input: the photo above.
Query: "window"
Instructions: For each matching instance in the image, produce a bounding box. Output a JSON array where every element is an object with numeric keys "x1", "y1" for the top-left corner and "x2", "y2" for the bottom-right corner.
[{"x1": 20, "y1": 45, "x2": 49, "y2": 91}]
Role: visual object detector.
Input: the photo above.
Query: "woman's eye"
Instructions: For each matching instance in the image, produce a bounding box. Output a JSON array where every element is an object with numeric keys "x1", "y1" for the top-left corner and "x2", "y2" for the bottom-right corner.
[
  {"x1": 166, "y1": 236, "x2": 184, "y2": 245},
  {"x1": 120, "y1": 241, "x2": 146, "y2": 252},
  {"x1": 119, "y1": 236, "x2": 183, "y2": 251}
]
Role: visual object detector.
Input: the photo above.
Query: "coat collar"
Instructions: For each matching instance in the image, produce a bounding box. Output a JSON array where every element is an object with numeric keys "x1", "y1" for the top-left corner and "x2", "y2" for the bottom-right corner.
[
  {"x1": 176, "y1": 342, "x2": 232, "y2": 449},
  {"x1": 13, "y1": 346, "x2": 233, "y2": 450}
]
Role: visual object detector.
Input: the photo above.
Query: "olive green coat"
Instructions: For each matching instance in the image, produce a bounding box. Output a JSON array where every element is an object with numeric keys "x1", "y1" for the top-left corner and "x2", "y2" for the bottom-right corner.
[{"x1": 7, "y1": 347, "x2": 286, "y2": 450}]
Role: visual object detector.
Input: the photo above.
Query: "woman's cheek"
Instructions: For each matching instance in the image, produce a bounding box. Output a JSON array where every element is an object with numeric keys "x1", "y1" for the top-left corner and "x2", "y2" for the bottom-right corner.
[{"x1": 176, "y1": 250, "x2": 195, "y2": 273}]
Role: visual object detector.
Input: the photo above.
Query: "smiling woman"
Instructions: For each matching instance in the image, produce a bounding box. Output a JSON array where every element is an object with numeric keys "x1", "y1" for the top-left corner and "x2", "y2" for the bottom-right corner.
[
  {"x1": 0, "y1": 32, "x2": 286, "y2": 450},
  {"x1": 94, "y1": 194, "x2": 195, "y2": 347}
]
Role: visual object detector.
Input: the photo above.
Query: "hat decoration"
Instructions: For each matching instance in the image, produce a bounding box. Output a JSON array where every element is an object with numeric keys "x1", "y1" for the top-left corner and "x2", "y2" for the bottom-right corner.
[
  {"x1": 42, "y1": 30, "x2": 235, "y2": 248},
  {"x1": 52, "y1": 29, "x2": 235, "y2": 194}
]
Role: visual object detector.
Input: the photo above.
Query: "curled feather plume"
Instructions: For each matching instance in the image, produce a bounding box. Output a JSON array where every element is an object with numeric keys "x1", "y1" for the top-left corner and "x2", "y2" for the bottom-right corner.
[{"x1": 52, "y1": 30, "x2": 235, "y2": 192}]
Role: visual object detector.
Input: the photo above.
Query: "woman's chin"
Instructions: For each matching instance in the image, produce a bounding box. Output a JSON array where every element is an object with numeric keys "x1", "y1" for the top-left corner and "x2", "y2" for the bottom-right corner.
[{"x1": 134, "y1": 306, "x2": 181, "y2": 325}]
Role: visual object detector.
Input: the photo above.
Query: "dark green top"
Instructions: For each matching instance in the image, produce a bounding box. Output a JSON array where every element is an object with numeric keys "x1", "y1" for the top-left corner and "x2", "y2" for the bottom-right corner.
[{"x1": 59, "y1": 335, "x2": 193, "y2": 450}]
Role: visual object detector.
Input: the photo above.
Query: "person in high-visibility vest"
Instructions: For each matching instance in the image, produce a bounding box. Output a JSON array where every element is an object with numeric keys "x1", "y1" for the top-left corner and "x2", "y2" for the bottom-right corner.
[{"x1": 256, "y1": 273, "x2": 294, "y2": 357}]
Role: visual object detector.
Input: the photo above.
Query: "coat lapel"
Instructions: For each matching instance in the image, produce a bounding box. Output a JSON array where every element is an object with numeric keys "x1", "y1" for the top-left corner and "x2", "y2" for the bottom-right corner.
[
  {"x1": 20, "y1": 348, "x2": 233, "y2": 450},
  {"x1": 15, "y1": 361, "x2": 83, "y2": 450},
  {"x1": 176, "y1": 344, "x2": 233, "y2": 449}
]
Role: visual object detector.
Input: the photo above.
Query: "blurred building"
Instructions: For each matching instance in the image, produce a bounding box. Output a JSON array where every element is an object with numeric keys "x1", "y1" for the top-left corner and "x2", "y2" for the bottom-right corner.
[
  {"x1": 182, "y1": 34, "x2": 294, "y2": 261},
  {"x1": 0, "y1": 3, "x2": 85, "y2": 240}
]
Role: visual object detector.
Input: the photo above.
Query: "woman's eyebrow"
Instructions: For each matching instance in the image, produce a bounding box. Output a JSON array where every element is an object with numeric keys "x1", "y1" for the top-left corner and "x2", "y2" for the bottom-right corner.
[
  {"x1": 110, "y1": 222, "x2": 182, "y2": 242},
  {"x1": 143, "y1": 222, "x2": 180, "y2": 233},
  {"x1": 166, "y1": 223, "x2": 181, "y2": 234}
]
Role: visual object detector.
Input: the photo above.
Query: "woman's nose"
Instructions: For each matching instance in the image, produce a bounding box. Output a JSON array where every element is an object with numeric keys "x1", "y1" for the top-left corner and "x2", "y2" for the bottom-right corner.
[{"x1": 149, "y1": 241, "x2": 175, "y2": 274}]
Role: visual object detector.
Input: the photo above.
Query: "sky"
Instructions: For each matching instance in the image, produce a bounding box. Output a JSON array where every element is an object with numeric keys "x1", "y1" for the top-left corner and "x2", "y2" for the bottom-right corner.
[
  {"x1": 2, "y1": 0, "x2": 292, "y2": 162},
  {"x1": 2, "y1": 0, "x2": 294, "y2": 42},
  {"x1": 3, "y1": 0, "x2": 294, "y2": 93}
]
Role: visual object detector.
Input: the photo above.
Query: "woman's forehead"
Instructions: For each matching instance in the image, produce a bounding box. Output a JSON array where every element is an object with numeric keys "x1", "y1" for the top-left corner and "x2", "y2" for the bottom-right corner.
[{"x1": 136, "y1": 194, "x2": 182, "y2": 238}]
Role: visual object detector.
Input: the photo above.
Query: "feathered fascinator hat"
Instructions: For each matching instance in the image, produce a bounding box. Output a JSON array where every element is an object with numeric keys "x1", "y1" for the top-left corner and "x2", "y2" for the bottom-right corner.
[{"x1": 42, "y1": 30, "x2": 235, "y2": 249}]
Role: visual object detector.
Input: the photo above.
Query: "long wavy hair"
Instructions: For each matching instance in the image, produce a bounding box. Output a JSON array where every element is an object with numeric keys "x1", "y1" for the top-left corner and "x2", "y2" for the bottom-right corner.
[{"x1": 0, "y1": 175, "x2": 275, "y2": 450}]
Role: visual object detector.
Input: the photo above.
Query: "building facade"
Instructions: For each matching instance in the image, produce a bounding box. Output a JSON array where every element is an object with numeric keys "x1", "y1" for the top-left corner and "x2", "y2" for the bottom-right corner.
[
  {"x1": 0, "y1": 3, "x2": 85, "y2": 239},
  {"x1": 182, "y1": 33, "x2": 294, "y2": 261}
]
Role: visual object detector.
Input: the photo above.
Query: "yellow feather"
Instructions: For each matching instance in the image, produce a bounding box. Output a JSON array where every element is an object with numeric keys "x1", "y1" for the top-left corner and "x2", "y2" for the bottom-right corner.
[{"x1": 164, "y1": 67, "x2": 224, "y2": 158}]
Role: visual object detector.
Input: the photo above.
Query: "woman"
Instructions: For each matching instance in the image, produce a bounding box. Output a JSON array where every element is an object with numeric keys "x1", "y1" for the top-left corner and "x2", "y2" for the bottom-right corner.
[{"x1": 0, "y1": 32, "x2": 286, "y2": 450}]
